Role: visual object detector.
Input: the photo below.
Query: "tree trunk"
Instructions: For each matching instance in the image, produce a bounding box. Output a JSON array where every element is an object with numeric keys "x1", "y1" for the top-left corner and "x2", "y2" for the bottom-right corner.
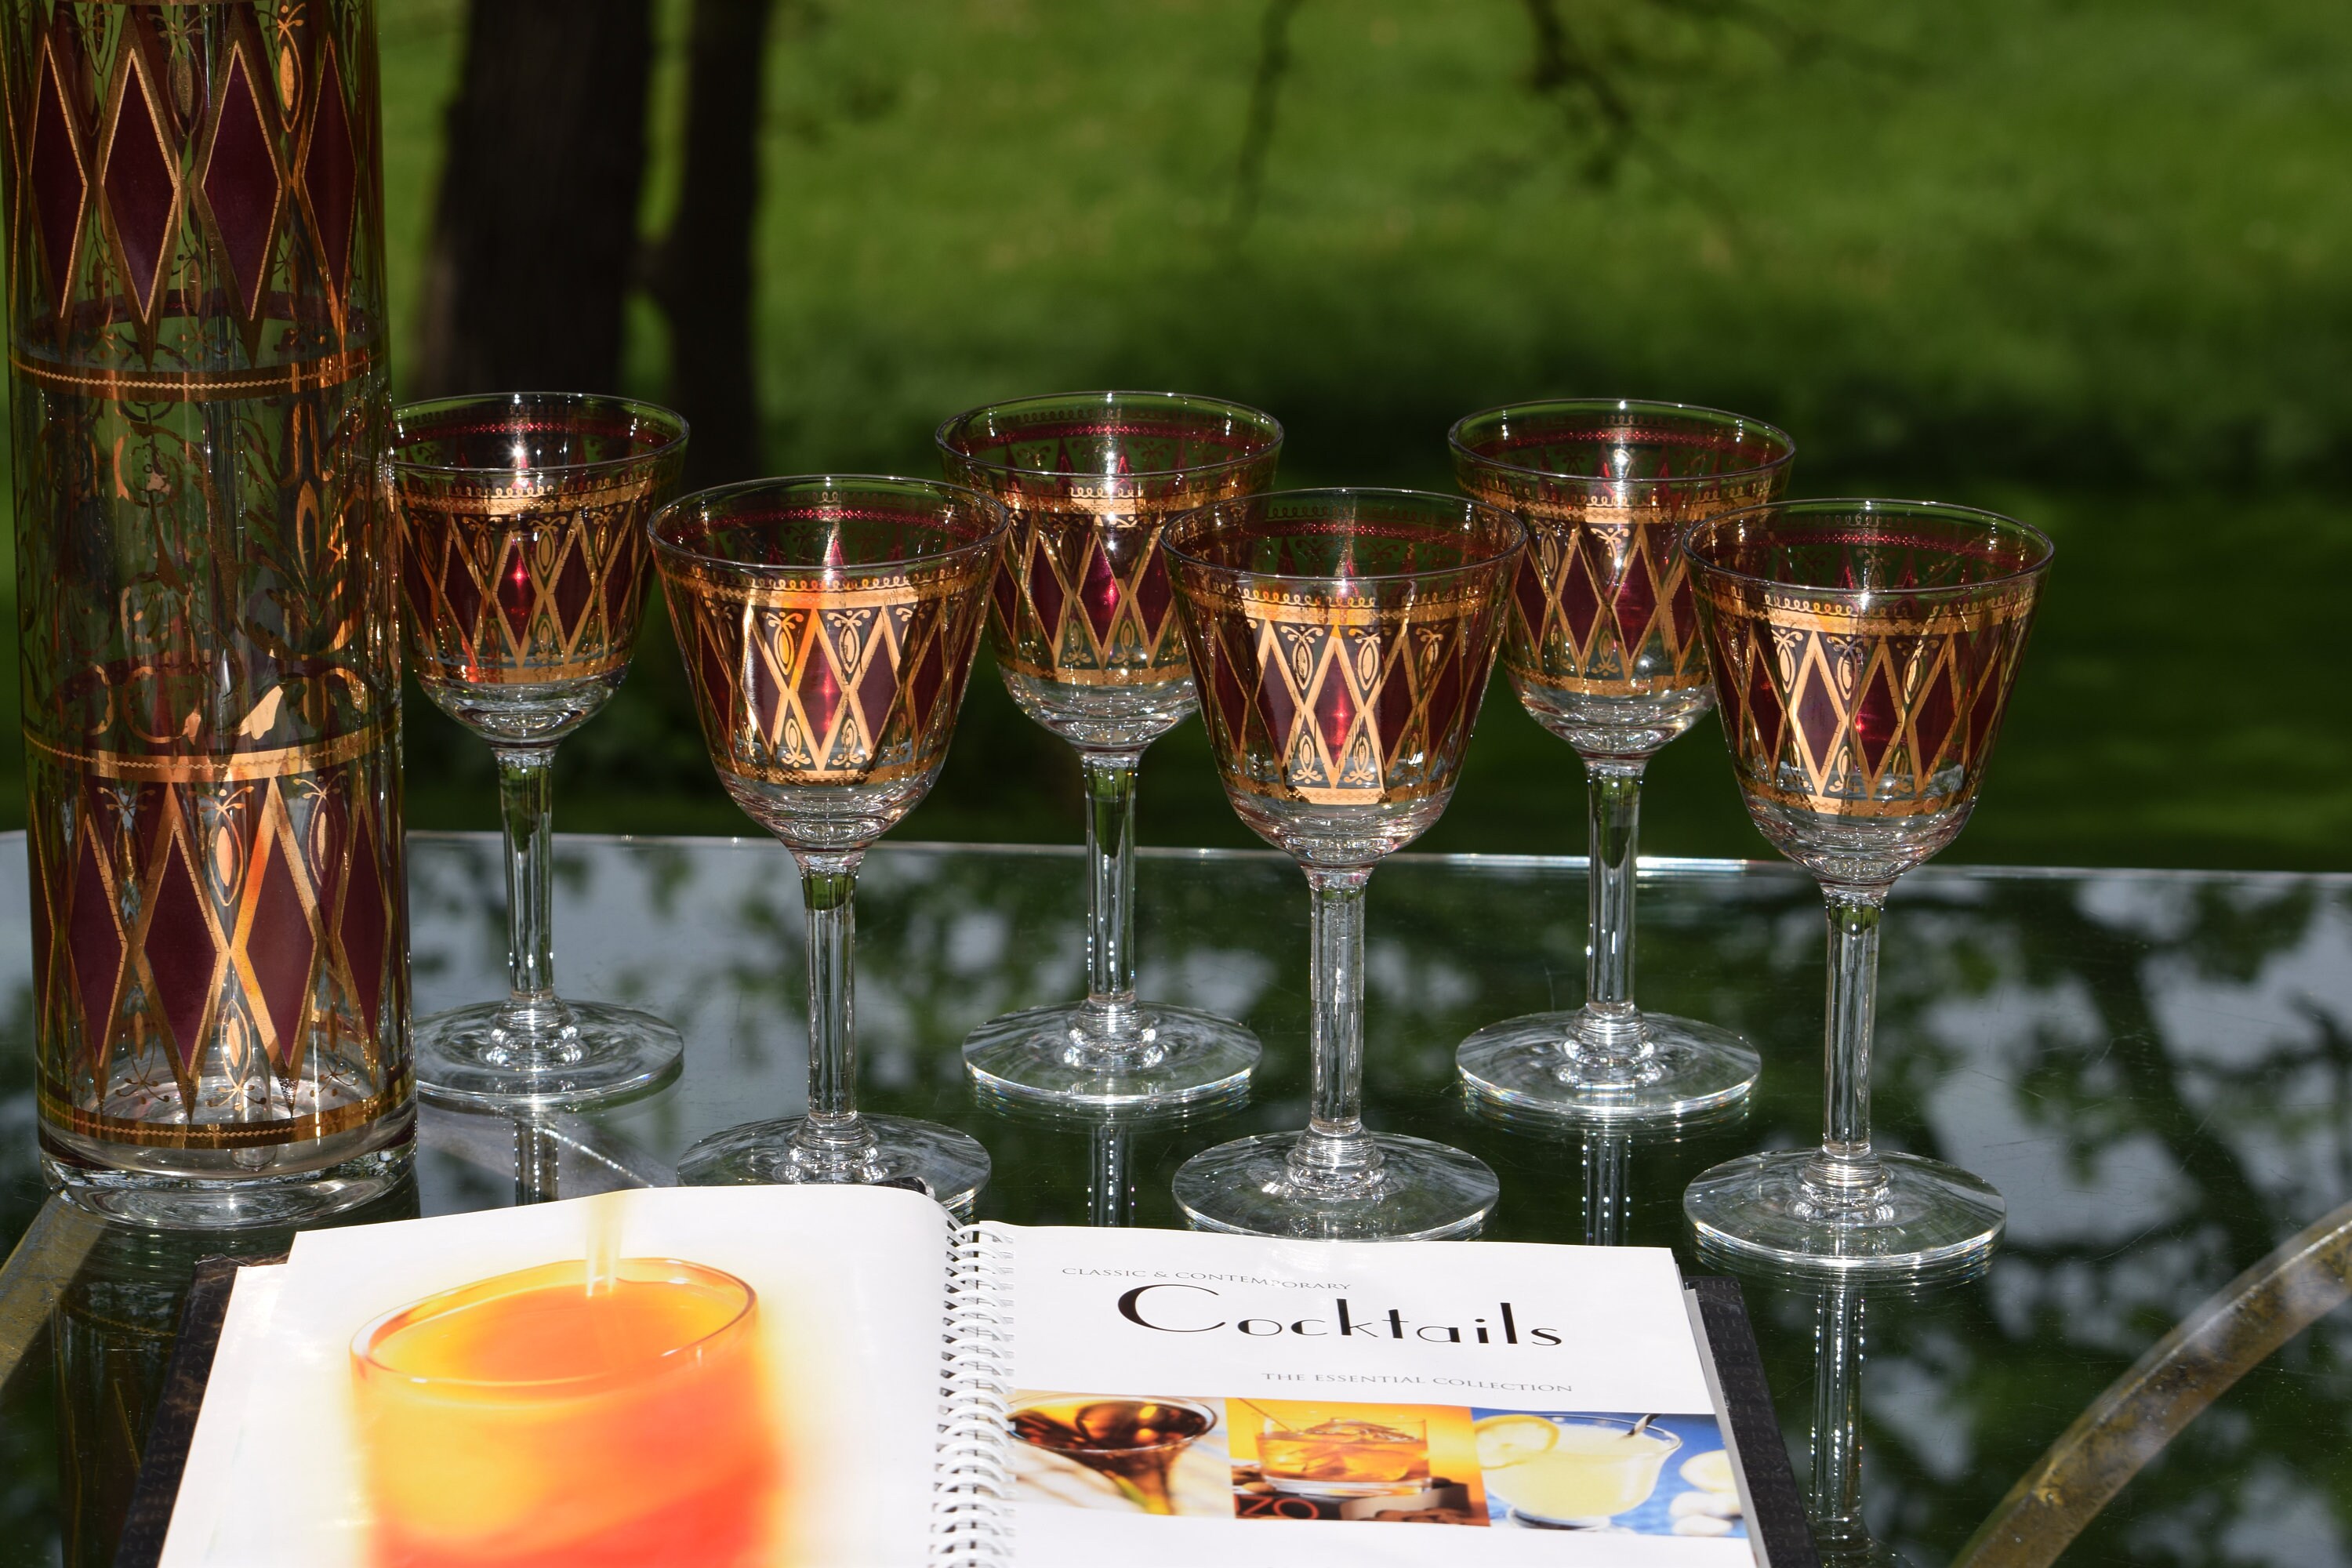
[
  {"x1": 650, "y1": 0, "x2": 779, "y2": 486},
  {"x1": 414, "y1": 0, "x2": 654, "y2": 397}
]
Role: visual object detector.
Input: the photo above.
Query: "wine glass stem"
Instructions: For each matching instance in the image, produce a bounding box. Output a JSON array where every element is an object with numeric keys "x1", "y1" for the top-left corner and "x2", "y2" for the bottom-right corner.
[
  {"x1": 1081, "y1": 747, "x2": 1144, "y2": 1018},
  {"x1": 1087, "y1": 1124, "x2": 1133, "y2": 1228},
  {"x1": 1811, "y1": 883, "x2": 1893, "y2": 1204},
  {"x1": 1581, "y1": 1130, "x2": 1629, "y2": 1247},
  {"x1": 1809, "y1": 1284, "x2": 1867, "y2": 1543},
  {"x1": 793, "y1": 851, "x2": 869, "y2": 1163},
  {"x1": 1290, "y1": 865, "x2": 1377, "y2": 1189},
  {"x1": 1581, "y1": 757, "x2": 1647, "y2": 1054},
  {"x1": 494, "y1": 746, "x2": 561, "y2": 1014}
]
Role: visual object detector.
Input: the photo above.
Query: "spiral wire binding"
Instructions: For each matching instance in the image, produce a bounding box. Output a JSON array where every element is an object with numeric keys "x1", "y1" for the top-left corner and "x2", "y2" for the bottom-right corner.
[{"x1": 931, "y1": 1222, "x2": 1017, "y2": 1566}]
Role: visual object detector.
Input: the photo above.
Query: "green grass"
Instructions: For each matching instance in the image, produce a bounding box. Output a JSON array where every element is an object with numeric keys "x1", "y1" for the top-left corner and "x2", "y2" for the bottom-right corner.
[{"x1": 20, "y1": 0, "x2": 2352, "y2": 869}]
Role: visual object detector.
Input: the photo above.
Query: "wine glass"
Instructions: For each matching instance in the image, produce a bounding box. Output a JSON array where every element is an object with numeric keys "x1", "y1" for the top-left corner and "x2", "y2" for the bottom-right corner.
[
  {"x1": 390, "y1": 393, "x2": 688, "y2": 1108},
  {"x1": 1160, "y1": 488, "x2": 1525, "y2": 1240},
  {"x1": 651, "y1": 476, "x2": 1009, "y2": 1214},
  {"x1": 1679, "y1": 499, "x2": 2053, "y2": 1275},
  {"x1": 937, "y1": 391, "x2": 1282, "y2": 1112},
  {"x1": 1450, "y1": 399, "x2": 1792, "y2": 1123}
]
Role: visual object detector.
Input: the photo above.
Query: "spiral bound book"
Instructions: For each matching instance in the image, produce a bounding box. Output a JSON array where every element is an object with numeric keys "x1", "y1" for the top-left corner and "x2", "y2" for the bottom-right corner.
[{"x1": 131, "y1": 1186, "x2": 1811, "y2": 1568}]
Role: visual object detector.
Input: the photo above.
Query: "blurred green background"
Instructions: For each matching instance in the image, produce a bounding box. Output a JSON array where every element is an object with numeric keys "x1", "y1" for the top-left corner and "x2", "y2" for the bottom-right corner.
[{"x1": 23, "y1": 0, "x2": 2352, "y2": 868}]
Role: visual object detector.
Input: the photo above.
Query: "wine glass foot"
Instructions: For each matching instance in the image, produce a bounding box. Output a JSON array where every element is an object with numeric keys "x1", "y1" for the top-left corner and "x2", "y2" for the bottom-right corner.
[
  {"x1": 1172, "y1": 1131, "x2": 1497, "y2": 1240},
  {"x1": 414, "y1": 1000, "x2": 684, "y2": 1111},
  {"x1": 963, "y1": 1002, "x2": 1260, "y2": 1111},
  {"x1": 1682, "y1": 1149, "x2": 2004, "y2": 1279},
  {"x1": 1457, "y1": 1010, "x2": 1758, "y2": 1123},
  {"x1": 675, "y1": 1113, "x2": 989, "y2": 1218}
]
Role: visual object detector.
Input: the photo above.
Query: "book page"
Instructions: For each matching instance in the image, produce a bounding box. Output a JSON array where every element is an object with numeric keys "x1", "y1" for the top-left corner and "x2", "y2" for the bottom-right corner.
[
  {"x1": 158, "y1": 1185, "x2": 950, "y2": 1568},
  {"x1": 998, "y1": 1226, "x2": 1754, "y2": 1566}
]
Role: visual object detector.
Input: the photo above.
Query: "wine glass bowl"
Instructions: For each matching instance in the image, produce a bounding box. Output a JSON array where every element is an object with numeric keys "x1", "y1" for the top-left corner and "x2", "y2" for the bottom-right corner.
[
  {"x1": 938, "y1": 391, "x2": 1283, "y2": 1112},
  {"x1": 1450, "y1": 399, "x2": 1792, "y2": 1125},
  {"x1": 937, "y1": 391, "x2": 1284, "y2": 747},
  {"x1": 1689, "y1": 501, "x2": 2049, "y2": 885},
  {"x1": 1162, "y1": 488, "x2": 1525, "y2": 1240},
  {"x1": 1679, "y1": 498, "x2": 2053, "y2": 1276},
  {"x1": 652, "y1": 476, "x2": 1009, "y2": 1212},
  {"x1": 396, "y1": 393, "x2": 688, "y2": 746},
  {"x1": 389, "y1": 393, "x2": 688, "y2": 1109}
]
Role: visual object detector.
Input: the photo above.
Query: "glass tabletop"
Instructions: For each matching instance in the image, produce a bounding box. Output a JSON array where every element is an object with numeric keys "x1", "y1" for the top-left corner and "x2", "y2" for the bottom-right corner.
[{"x1": 2, "y1": 830, "x2": 2349, "y2": 1566}]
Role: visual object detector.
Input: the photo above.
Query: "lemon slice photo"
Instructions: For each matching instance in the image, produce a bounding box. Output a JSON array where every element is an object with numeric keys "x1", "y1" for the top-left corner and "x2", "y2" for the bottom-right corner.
[
  {"x1": 1680, "y1": 1449, "x2": 1737, "y2": 1494},
  {"x1": 1474, "y1": 1414, "x2": 1558, "y2": 1470}
]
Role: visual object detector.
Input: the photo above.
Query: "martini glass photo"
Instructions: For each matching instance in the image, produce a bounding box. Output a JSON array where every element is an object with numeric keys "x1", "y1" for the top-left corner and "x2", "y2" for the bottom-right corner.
[
  {"x1": 389, "y1": 393, "x2": 688, "y2": 1108},
  {"x1": 938, "y1": 392, "x2": 1282, "y2": 1112},
  {"x1": 652, "y1": 477, "x2": 1007, "y2": 1214},
  {"x1": 1161, "y1": 489, "x2": 1523, "y2": 1239},
  {"x1": 1679, "y1": 499, "x2": 2053, "y2": 1275},
  {"x1": 1450, "y1": 400, "x2": 1791, "y2": 1123}
]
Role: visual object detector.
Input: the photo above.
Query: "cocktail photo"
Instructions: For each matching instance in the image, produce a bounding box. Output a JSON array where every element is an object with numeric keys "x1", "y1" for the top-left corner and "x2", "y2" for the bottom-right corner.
[
  {"x1": 1473, "y1": 1410, "x2": 1744, "y2": 1540},
  {"x1": 1004, "y1": 1392, "x2": 1232, "y2": 1519},
  {"x1": 1225, "y1": 1400, "x2": 1487, "y2": 1526}
]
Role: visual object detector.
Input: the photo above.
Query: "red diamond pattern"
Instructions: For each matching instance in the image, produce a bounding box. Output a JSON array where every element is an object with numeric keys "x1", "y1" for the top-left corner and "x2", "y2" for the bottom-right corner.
[
  {"x1": 1078, "y1": 540, "x2": 1120, "y2": 644},
  {"x1": 201, "y1": 48, "x2": 278, "y2": 319},
  {"x1": 1425, "y1": 648, "x2": 1465, "y2": 753},
  {"x1": 101, "y1": 56, "x2": 176, "y2": 316},
  {"x1": 854, "y1": 626, "x2": 899, "y2": 744},
  {"x1": 1210, "y1": 635, "x2": 1249, "y2": 742},
  {"x1": 1745, "y1": 644, "x2": 1784, "y2": 760},
  {"x1": 1311, "y1": 646, "x2": 1356, "y2": 760},
  {"x1": 302, "y1": 45, "x2": 358, "y2": 299},
  {"x1": 28, "y1": 47, "x2": 86, "y2": 300},
  {"x1": 1512, "y1": 556, "x2": 1548, "y2": 641},
  {"x1": 1852, "y1": 657, "x2": 1901, "y2": 774},
  {"x1": 439, "y1": 536, "x2": 483, "y2": 649},
  {"x1": 244, "y1": 826, "x2": 317, "y2": 1066},
  {"x1": 339, "y1": 818, "x2": 388, "y2": 1028},
  {"x1": 1611, "y1": 546, "x2": 1657, "y2": 656},
  {"x1": 989, "y1": 561, "x2": 1018, "y2": 632},
  {"x1": 603, "y1": 539, "x2": 641, "y2": 633},
  {"x1": 552, "y1": 543, "x2": 594, "y2": 641},
  {"x1": 1026, "y1": 543, "x2": 1065, "y2": 639},
  {"x1": 1966, "y1": 662, "x2": 2006, "y2": 760},
  {"x1": 697, "y1": 623, "x2": 736, "y2": 727},
  {"x1": 1374, "y1": 648, "x2": 1415, "y2": 764},
  {"x1": 1791, "y1": 655, "x2": 1843, "y2": 775},
  {"x1": 1557, "y1": 547, "x2": 1601, "y2": 650},
  {"x1": 910, "y1": 635, "x2": 947, "y2": 731},
  {"x1": 747, "y1": 622, "x2": 788, "y2": 739},
  {"x1": 1133, "y1": 553, "x2": 1174, "y2": 642},
  {"x1": 144, "y1": 832, "x2": 219, "y2": 1074},
  {"x1": 1912, "y1": 658, "x2": 1958, "y2": 774},
  {"x1": 797, "y1": 632, "x2": 844, "y2": 746},
  {"x1": 1665, "y1": 576, "x2": 1698, "y2": 659},
  {"x1": 1254, "y1": 637, "x2": 1297, "y2": 749},
  {"x1": 494, "y1": 543, "x2": 534, "y2": 644},
  {"x1": 67, "y1": 828, "x2": 121, "y2": 1057}
]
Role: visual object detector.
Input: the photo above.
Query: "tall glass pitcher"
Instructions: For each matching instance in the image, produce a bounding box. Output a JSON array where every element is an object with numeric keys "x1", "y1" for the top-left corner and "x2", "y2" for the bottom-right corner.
[{"x1": 4, "y1": 0, "x2": 408, "y2": 1224}]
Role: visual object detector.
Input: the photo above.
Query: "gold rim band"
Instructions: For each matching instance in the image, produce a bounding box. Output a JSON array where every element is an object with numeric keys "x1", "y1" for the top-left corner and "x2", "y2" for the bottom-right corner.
[
  {"x1": 996, "y1": 655, "x2": 1191, "y2": 687},
  {"x1": 40, "y1": 1089, "x2": 403, "y2": 1149},
  {"x1": 25, "y1": 724, "x2": 390, "y2": 782},
  {"x1": 11, "y1": 347, "x2": 376, "y2": 402},
  {"x1": 1740, "y1": 773, "x2": 1971, "y2": 819}
]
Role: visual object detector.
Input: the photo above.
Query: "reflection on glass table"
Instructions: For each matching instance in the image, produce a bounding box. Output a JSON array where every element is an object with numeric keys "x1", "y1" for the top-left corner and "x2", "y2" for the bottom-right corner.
[{"x1": 3, "y1": 834, "x2": 2352, "y2": 1566}]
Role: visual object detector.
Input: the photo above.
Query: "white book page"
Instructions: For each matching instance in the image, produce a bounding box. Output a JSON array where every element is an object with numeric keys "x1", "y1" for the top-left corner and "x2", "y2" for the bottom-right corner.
[
  {"x1": 997, "y1": 1226, "x2": 1755, "y2": 1566},
  {"x1": 156, "y1": 1264, "x2": 288, "y2": 1563},
  {"x1": 158, "y1": 1185, "x2": 950, "y2": 1568}
]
